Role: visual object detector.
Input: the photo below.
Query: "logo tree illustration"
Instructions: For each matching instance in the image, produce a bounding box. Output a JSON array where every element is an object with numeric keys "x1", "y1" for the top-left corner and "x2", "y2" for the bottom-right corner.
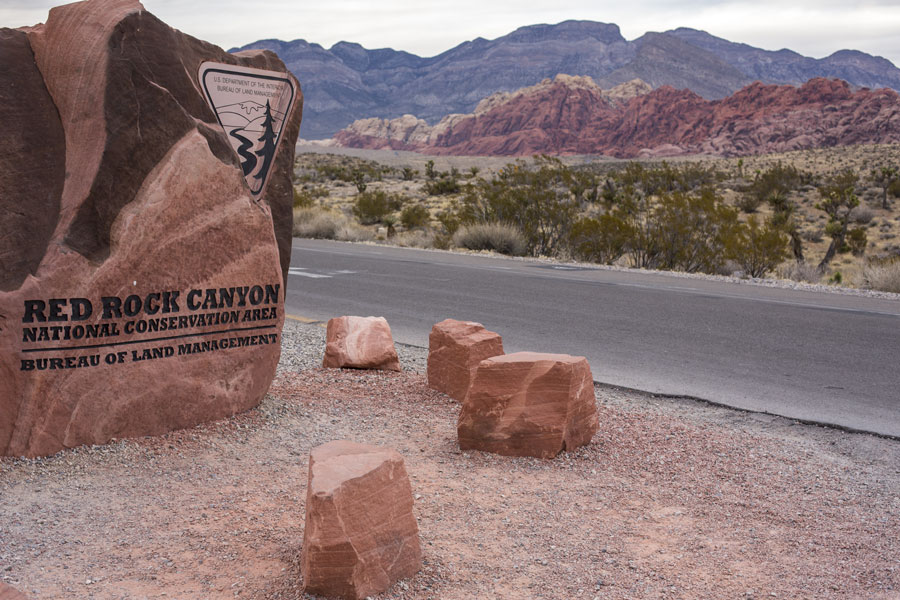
[{"x1": 254, "y1": 100, "x2": 278, "y2": 186}]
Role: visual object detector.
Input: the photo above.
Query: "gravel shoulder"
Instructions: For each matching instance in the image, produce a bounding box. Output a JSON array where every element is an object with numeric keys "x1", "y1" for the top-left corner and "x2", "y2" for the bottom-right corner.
[{"x1": 2, "y1": 319, "x2": 899, "y2": 599}]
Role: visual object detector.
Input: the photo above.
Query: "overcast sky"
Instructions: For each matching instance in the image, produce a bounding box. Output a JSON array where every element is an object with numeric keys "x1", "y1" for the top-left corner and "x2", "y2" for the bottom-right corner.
[{"x1": 3, "y1": 0, "x2": 899, "y2": 66}]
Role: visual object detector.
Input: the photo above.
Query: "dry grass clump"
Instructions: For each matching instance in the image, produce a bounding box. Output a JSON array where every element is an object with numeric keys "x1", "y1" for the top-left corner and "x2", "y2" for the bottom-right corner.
[
  {"x1": 335, "y1": 223, "x2": 374, "y2": 242},
  {"x1": 777, "y1": 260, "x2": 822, "y2": 283},
  {"x1": 394, "y1": 229, "x2": 435, "y2": 248},
  {"x1": 859, "y1": 258, "x2": 900, "y2": 293},
  {"x1": 453, "y1": 223, "x2": 527, "y2": 256},
  {"x1": 853, "y1": 205, "x2": 876, "y2": 224},
  {"x1": 292, "y1": 207, "x2": 347, "y2": 239}
]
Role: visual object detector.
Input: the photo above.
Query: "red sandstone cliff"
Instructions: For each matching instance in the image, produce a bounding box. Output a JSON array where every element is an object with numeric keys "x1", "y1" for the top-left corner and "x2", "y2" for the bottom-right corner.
[{"x1": 333, "y1": 76, "x2": 900, "y2": 157}]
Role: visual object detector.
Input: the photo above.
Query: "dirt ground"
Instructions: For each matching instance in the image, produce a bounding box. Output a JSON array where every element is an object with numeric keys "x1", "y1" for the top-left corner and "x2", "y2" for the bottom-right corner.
[{"x1": 2, "y1": 323, "x2": 899, "y2": 599}]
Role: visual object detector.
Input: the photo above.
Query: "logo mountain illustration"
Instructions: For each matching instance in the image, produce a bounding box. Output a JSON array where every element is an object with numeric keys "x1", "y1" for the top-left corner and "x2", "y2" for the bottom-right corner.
[{"x1": 198, "y1": 63, "x2": 297, "y2": 198}]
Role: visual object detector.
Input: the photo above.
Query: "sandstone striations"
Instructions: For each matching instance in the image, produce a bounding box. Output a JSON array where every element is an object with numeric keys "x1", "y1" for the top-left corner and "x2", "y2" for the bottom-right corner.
[
  {"x1": 458, "y1": 352, "x2": 599, "y2": 458},
  {"x1": 322, "y1": 316, "x2": 402, "y2": 371},
  {"x1": 0, "y1": 0, "x2": 303, "y2": 457},
  {"x1": 301, "y1": 441, "x2": 422, "y2": 599},
  {"x1": 427, "y1": 319, "x2": 504, "y2": 402},
  {"x1": 335, "y1": 76, "x2": 900, "y2": 157}
]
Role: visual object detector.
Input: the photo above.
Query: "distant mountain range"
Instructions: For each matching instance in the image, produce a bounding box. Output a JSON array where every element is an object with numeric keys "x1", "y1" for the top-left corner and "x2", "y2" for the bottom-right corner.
[{"x1": 233, "y1": 20, "x2": 900, "y2": 139}]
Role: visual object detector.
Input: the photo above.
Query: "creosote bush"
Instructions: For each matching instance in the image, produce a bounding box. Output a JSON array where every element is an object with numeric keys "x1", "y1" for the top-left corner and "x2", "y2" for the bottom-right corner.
[
  {"x1": 569, "y1": 214, "x2": 631, "y2": 265},
  {"x1": 728, "y1": 215, "x2": 790, "y2": 278},
  {"x1": 456, "y1": 156, "x2": 581, "y2": 257},
  {"x1": 295, "y1": 155, "x2": 390, "y2": 184},
  {"x1": 293, "y1": 185, "x2": 328, "y2": 208},
  {"x1": 423, "y1": 174, "x2": 461, "y2": 195},
  {"x1": 452, "y1": 223, "x2": 527, "y2": 256},
  {"x1": 352, "y1": 189, "x2": 406, "y2": 225},
  {"x1": 400, "y1": 203, "x2": 431, "y2": 229},
  {"x1": 439, "y1": 157, "x2": 792, "y2": 276}
]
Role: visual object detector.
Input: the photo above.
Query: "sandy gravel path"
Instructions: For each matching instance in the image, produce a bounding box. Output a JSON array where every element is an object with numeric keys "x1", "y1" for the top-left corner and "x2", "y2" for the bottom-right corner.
[{"x1": 1, "y1": 319, "x2": 898, "y2": 599}]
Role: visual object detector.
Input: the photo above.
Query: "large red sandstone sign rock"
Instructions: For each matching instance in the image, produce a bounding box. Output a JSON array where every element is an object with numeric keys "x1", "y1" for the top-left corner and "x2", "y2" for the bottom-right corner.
[
  {"x1": 458, "y1": 352, "x2": 599, "y2": 458},
  {"x1": 0, "y1": 0, "x2": 302, "y2": 457},
  {"x1": 301, "y1": 440, "x2": 422, "y2": 599},
  {"x1": 427, "y1": 319, "x2": 504, "y2": 401},
  {"x1": 322, "y1": 316, "x2": 401, "y2": 371}
]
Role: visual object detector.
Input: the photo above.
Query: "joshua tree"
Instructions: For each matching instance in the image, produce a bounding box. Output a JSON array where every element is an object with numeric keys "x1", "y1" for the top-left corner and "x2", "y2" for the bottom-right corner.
[
  {"x1": 872, "y1": 166, "x2": 899, "y2": 209},
  {"x1": 351, "y1": 170, "x2": 367, "y2": 193},
  {"x1": 816, "y1": 169, "x2": 862, "y2": 272},
  {"x1": 769, "y1": 193, "x2": 804, "y2": 262}
]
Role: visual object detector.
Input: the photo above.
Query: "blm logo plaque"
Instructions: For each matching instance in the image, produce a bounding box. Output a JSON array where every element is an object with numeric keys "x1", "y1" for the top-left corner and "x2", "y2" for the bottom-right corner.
[{"x1": 199, "y1": 62, "x2": 297, "y2": 198}]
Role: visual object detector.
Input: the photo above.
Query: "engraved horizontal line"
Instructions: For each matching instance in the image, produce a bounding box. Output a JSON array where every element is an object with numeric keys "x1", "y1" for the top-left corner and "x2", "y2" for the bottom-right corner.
[{"x1": 21, "y1": 324, "x2": 278, "y2": 353}]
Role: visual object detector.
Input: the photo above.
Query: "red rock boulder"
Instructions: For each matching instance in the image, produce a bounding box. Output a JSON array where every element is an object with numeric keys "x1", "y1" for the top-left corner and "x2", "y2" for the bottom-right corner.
[
  {"x1": 458, "y1": 352, "x2": 599, "y2": 458},
  {"x1": 427, "y1": 319, "x2": 504, "y2": 401},
  {"x1": 322, "y1": 316, "x2": 401, "y2": 371},
  {"x1": 0, "y1": 0, "x2": 302, "y2": 457},
  {"x1": 0, "y1": 583, "x2": 29, "y2": 600},
  {"x1": 301, "y1": 440, "x2": 422, "y2": 599}
]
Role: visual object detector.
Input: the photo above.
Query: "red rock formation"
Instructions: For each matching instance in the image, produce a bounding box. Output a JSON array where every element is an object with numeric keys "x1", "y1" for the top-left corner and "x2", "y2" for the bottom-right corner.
[
  {"x1": 427, "y1": 319, "x2": 504, "y2": 401},
  {"x1": 301, "y1": 440, "x2": 422, "y2": 599},
  {"x1": 335, "y1": 76, "x2": 900, "y2": 157},
  {"x1": 334, "y1": 76, "x2": 647, "y2": 155},
  {"x1": 322, "y1": 316, "x2": 401, "y2": 371},
  {"x1": 0, "y1": 0, "x2": 303, "y2": 457},
  {"x1": 457, "y1": 352, "x2": 599, "y2": 458}
]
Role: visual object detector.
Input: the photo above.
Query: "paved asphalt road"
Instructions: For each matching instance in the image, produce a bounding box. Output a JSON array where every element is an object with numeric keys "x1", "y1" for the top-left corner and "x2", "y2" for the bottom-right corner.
[{"x1": 285, "y1": 239, "x2": 900, "y2": 437}]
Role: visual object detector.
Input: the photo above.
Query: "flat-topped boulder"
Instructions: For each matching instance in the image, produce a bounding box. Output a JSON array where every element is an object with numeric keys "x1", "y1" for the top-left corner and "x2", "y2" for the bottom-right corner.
[
  {"x1": 458, "y1": 352, "x2": 599, "y2": 458},
  {"x1": 322, "y1": 316, "x2": 401, "y2": 371},
  {"x1": 427, "y1": 319, "x2": 504, "y2": 401},
  {"x1": 301, "y1": 440, "x2": 422, "y2": 599},
  {"x1": 0, "y1": 0, "x2": 302, "y2": 457}
]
